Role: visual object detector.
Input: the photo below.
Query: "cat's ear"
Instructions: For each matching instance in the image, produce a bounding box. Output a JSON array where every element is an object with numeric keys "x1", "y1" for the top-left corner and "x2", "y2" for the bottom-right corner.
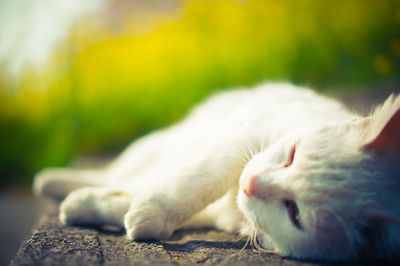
[{"x1": 363, "y1": 109, "x2": 400, "y2": 152}]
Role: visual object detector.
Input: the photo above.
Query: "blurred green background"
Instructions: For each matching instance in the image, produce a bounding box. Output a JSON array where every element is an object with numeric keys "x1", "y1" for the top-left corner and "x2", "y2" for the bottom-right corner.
[{"x1": 0, "y1": 0, "x2": 399, "y2": 188}]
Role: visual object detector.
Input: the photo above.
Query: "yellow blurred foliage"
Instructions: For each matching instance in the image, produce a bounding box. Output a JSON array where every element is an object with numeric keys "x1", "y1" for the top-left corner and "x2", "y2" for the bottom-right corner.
[{"x1": 0, "y1": 0, "x2": 399, "y2": 186}]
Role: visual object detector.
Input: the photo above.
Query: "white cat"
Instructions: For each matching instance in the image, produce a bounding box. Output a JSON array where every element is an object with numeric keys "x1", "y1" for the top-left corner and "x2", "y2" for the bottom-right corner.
[{"x1": 33, "y1": 83, "x2": 400, "y2": 261}]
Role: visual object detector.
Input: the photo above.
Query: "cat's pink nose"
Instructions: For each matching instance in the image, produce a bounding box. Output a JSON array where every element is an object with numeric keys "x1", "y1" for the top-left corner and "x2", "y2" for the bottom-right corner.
[{"x1": 242, "y1": 175, "x2": 260, "y2": 198}]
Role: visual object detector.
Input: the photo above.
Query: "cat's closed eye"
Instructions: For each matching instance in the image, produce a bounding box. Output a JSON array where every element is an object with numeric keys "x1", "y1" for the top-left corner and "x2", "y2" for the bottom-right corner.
[
  {"x1": 282, "y1": 145, "x2": 296, "y2": 168},
  {"x1": 282, "y1": 199, "x2": 302, "y2": 230}
]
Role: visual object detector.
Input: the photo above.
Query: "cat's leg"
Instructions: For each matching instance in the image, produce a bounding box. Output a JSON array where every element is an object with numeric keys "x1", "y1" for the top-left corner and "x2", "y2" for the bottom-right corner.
[
  {"x1": 124, "y1": 156, "x2": 243, "y2": 240},
  {"x1": 181, "y1": 187, "x2": 245, "y2": 233},
  {"x1": 59, "y1": 187, "x2": 132, "y2": 228},
  {"x1": 34, "y1": 168, "x2": 107, "y2": 202}
]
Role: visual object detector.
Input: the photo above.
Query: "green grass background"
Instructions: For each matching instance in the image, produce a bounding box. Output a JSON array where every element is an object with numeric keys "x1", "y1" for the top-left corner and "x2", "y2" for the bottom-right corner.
[{"x1": 1, "y1": 0, "x2": 400, "y2": 187}]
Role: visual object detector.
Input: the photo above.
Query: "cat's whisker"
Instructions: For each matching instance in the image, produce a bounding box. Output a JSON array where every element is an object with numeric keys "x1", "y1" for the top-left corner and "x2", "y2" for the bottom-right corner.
[
  {"x1": 229, "y1": 151, "x2": 246, "y2": 168},
  {"x1": 237, "y1": 221, "x2": 256, "y2": 254},
  {"x1": 256, "y1": 131, "x2": 265, "y2": 154},
  {"x1": 238, "y1": 234, "x2": 252, "y2": 254},
  {"x1": 239, "y1": 127, "x2": 257, "y2": 159},
  {"x1": 239, "y1": 134, "x2": 252, "y2": 158},
  {"x1": 231, "y1": 149, "x2": 251, "y2": 164},
  {"x1": 260, "y1": 128, "x2": 267, "y2": 151},
  {"x1": 249, "y1": 230, "x2": 255, "y2": 249},
  {"x1": 256, "y1": 133, "x2": 261, "y2": 154},
  {"x1": 237, "y1": 137, "x2": 250, "y2": 160},
  {"x1": 248, "y1": 229, "x2": 261, "y2": 250},
  {"x1": 252, "y1": 231, "x2": 263, "y2": 251},
  {"x1": 239, "y1": 151, "x2": 251, "y2": 165}
]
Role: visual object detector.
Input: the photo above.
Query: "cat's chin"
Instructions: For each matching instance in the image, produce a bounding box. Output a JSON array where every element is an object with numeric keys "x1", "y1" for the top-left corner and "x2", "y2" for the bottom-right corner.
[
  {"x1": 237, "y1": 192, "x2": 277, "y2": 252},
  {"x1": 237, "y1": 191, "x2": 269, "y2": 233}
]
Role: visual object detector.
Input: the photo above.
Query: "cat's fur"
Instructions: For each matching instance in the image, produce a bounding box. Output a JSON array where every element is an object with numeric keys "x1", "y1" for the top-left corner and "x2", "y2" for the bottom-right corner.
[{"x1": 34, "y1": 83, "x2": 400, "y2": 260}]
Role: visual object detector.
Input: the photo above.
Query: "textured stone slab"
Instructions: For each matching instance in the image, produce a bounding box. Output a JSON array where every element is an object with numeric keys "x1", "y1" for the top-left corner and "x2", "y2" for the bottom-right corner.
[
  {"x1": 11, "y1": 202, "x2": 316, "y2": 266},
  {"x1": 12, "y1": 202, "x2": 395, "y2": 266}
]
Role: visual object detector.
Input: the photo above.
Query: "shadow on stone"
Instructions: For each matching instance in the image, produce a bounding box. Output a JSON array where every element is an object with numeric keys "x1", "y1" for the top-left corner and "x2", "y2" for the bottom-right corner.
[{"x1": 162, "y1": 239, "x2": 250, "y2": 252}]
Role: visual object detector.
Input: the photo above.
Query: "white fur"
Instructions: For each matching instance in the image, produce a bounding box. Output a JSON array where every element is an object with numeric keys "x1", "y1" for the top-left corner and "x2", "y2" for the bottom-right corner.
[{"x1": 33, "y1": 82, "x2": 400, "y2": 260}]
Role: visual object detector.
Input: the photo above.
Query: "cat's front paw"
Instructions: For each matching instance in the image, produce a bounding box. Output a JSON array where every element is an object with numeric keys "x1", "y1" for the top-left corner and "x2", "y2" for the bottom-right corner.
[
  {"x1": 124, "y1": 198, "x2": 178, "y2": 240},
  {"x1": 59, "y1": 187, "x2": 131, "y2": 227},
  {"x1": 59, "y1": 187, "x2": 101, "y2": 226}
]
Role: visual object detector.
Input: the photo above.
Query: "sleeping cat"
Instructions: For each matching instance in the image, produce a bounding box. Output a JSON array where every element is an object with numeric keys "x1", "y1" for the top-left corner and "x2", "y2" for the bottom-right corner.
[{"x1": 33, "y1": 83, "x2": 400, "y2": 260}]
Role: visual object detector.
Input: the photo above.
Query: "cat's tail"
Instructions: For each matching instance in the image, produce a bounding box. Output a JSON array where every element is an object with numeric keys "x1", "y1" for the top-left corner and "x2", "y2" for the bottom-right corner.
[{"x1": 33, "y1": 168, "x2": 107, "y2": 202}]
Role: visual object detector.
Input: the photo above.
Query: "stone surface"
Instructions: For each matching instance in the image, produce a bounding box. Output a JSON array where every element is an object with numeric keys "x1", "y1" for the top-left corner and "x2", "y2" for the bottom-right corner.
[
  {"x1": 9, "y1": 202, "x2": 280, "y2": 266},
  {"x1": 11, "y1": 202, "x2": 395, "y2": 266}
]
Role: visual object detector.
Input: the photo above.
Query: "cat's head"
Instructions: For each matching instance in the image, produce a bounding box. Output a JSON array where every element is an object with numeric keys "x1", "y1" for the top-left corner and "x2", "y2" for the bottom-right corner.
[{"x1": 237, "y1": 94, "x2": 400, "y2": 260}]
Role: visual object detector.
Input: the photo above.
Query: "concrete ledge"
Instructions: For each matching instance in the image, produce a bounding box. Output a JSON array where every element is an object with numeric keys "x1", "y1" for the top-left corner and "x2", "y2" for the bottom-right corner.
[
  {"x1": 10, "y1": 202, "x2": 329, "y2": 266},
  {"x1": 13, "y1": 202, "x2": 396, "y2": 266}
]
